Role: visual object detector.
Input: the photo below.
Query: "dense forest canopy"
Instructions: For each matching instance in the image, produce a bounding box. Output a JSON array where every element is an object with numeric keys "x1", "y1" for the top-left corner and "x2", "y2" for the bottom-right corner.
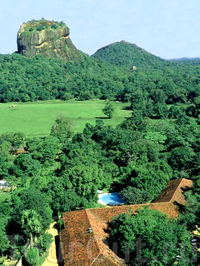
[
  {"x1": 109, "y1": 208, "x2": 193, "y2": 265},
  {"x1": 92, "y1": 40, "x2": 166, "y2": 68},
  {"x1": 0, "y1": 38, "x2": 200, "y2": 265},
  {"x1": 0, "y1": 106, "x2": 199, "y2": 263},
  {"x1": 0, "y1": 41, "x2": 200, "y2": 106}
]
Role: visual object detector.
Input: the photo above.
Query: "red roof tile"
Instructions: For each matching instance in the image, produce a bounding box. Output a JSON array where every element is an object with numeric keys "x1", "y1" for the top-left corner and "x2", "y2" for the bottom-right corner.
[
  {"x1": 153, "y1": 178, "x2": 193, "y2": 205},
  {"x1": 60, "y1": 178, "x2": 192, "y2": 266}
]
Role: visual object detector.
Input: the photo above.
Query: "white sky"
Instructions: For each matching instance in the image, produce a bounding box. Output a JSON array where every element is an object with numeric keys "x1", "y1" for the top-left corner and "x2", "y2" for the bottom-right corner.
[{"x1": 0, "y1": 0, "x2": 200, "y2": 59}]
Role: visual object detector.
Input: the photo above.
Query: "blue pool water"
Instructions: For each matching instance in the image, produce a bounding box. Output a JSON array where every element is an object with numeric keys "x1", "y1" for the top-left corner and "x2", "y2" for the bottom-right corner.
[{"x1": 100, "y1": 192, "x2": 125, "y2": 205}]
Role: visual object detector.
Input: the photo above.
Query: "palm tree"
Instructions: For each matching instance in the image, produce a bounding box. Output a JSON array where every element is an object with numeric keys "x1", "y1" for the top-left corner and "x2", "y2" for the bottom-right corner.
[{"x1": 21, "y1": 210, "x2": 42, "y2": 248}]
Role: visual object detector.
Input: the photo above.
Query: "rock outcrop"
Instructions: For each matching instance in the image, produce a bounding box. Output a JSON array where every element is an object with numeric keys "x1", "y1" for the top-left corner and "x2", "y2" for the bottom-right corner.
[{"x1": 17, "y1": 19, "x2": 82, "y2": 60}]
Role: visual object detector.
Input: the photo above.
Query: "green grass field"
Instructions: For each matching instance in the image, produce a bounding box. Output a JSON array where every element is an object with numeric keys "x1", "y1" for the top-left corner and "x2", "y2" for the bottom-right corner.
[{"x1": 0, "y1": 99, "x2": 132, "y2": 138}]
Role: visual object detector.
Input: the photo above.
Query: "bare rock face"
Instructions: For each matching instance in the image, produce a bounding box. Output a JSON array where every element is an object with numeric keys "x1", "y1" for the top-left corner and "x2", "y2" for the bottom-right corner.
[{"x1": 17, "y1": 19, "x2": 82, "y2": 60}]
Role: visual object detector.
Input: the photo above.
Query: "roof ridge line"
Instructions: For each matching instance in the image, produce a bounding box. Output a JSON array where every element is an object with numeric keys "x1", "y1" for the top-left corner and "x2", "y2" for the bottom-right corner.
[
  {"x1": 169, "y1": 178, "x2": 183, "y2": 203},
  {"x1": 88, "y1": 208, "x2": 108, "y2": 223},
  {"x1": 90, "y1": 250, "x2": 122, "y2": 266},
  {"x1": 85, "y1": 209, "x2": 103, "y2": 264},
  {"x1": 107, "y1": 257, "x2": 122, "y2": 266},
  {"x1": 87, "y1": 209, "x2": 123, "y2": 266},
  {"x1": 90, "y1": 253, "x2": 102, "y2": 266},
  {"x1": 150, "y1": 201, "x2": 172, "y2": 204},
  {"x1": 91, "y1": 202, "x2": 171, "y2": 214}
]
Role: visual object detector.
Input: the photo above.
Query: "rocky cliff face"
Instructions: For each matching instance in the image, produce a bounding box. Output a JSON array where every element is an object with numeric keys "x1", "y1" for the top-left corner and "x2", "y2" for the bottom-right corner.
[{"x1": 17, "y1": 19, "x2": 82, "y2": 60}]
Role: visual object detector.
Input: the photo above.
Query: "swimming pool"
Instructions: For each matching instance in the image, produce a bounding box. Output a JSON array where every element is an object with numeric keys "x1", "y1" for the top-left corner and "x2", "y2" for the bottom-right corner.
[{"x1": 98, "y1": 192, "x2": 125, "y2": 205}]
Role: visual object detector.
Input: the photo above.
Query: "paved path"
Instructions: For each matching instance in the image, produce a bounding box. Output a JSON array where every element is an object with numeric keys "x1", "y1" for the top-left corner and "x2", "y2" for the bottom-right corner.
[{"x1": 41, "y1": 222, "x2": 59, "y2": 266}]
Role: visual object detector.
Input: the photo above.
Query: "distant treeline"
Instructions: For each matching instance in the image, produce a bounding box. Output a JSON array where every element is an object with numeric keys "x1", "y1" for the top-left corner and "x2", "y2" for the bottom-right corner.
[{"x1": 0, "y1": 51, "x2": 200, "y2": 108}]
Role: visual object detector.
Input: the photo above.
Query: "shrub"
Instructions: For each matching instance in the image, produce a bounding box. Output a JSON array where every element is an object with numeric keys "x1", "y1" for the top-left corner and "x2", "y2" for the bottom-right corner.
[
  {"x1": 51, "y1": 24, "x2": 58, "y2": 30},
  {"x1": 37, "y1": 25, "x2": 45, "y2": 31},
  {"x1": 25, "y1": 247, "x2": 40, "y2": 266},
  {"x1": 37, "y1": 233, "x2": 53, "y2": 254},
  {"x1": 119, "y1": 186, "x2": 151, "y2": 204},
  {"x1": 78, "y1": 91, "x2": 93, "y2": 101},
  {"x1": 50, "y1": 114, "x2": 74, "y2": 141},
  {"x1": 0, "y1": 258, "x2": 5, "y2": 266},
  {"x1": 169, "y1": 105, "x2": 185, "y2": 119},
  {"x1": 102, "y1": 101, "x2": 115, "y2": 118},
  {"x1": 61, "y1": 92, "x2": 73, "y2": 101}
]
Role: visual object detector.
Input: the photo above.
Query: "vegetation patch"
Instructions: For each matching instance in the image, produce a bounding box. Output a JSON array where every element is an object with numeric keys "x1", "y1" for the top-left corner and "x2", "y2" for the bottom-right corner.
[{"x1": 20, "y1": 19, "x2": 67, "y2": 35}]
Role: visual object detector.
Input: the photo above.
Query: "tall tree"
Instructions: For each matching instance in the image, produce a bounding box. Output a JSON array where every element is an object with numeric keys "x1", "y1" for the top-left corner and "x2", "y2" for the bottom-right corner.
[
  {"x1": 0, "y1": 219, "x2": 10, "y2": 256},
  {"x1": 50, "y1": 114, "x2": 74, "y2": 142},
  {"x1": 102, "y1": 101, "x2": 115, "y2": 119},
  {"x1": 21, "y1": 210, "x2": 42, "y2": 248},
  {"x1": 109, "y1": 208, "x2": 192, "y2": 266}
]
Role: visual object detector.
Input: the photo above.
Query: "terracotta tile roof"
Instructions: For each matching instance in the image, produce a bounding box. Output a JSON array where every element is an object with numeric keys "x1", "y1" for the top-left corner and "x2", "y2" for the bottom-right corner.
[
  {"x1": 61, "y1": 209, "x2": 124, "y2": 266},
  {"x1": 60, "y1": 178, "x2": 192, "y2": 266},
  {"x1": 91, "y1": 202, "x2": 178, "y2": 222},
  {"x1": 153, "y1": 178, "x2": 193, "y2": 205}
]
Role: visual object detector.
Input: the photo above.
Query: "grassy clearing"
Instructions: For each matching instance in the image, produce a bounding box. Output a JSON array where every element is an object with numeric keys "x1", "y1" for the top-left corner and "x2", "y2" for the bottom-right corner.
[{"x1": 0, "y1": 99, "x2": 132, "y2": 138}]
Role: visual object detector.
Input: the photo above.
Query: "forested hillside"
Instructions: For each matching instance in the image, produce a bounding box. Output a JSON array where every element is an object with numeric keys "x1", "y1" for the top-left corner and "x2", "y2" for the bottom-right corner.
[
  {"x1": 92, "y1": 40, "x2": 166, "y2": 68},
  {"x1": 1, "y1": 48, "x2": 200, "y2": 108}
]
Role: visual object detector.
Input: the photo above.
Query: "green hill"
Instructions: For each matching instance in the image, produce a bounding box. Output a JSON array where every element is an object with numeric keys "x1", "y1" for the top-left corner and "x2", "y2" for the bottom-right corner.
[{"x1": 92, "y1": 40, "x2": 166, "y2": 69}]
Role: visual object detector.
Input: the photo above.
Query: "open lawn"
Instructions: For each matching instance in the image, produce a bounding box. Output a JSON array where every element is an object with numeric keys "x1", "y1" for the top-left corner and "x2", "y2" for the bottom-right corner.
[{"x1": 0, "y1": 99, "x2": 132, "y2": 138}]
